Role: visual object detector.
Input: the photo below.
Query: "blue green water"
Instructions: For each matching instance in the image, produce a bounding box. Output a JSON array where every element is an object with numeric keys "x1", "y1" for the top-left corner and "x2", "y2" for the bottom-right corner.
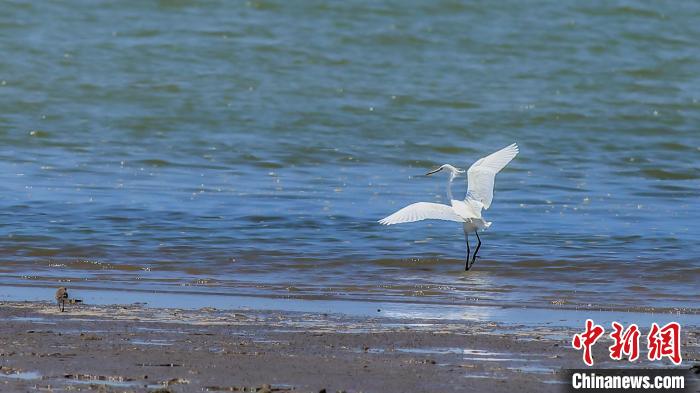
[{"x1": 1, "y1": 1, "x2": 698, "y2": 312}]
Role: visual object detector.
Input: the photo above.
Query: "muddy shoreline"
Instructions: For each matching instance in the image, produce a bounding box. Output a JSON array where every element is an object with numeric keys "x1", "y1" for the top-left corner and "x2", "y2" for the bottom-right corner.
[{"x1": 0, "y1": 301, "x2": 697, "y2": 392}]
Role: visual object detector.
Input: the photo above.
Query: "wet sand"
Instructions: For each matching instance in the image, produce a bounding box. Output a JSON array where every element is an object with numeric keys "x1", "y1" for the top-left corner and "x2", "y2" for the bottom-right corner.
[{"x1": 0, "y1": 301, "x2": 697, "y2": 393}]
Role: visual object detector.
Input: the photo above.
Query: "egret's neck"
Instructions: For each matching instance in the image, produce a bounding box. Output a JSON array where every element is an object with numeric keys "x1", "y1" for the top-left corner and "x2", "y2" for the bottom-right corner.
[{"x1": 446, "y1": 173, "x2": 455, "y2": 201}]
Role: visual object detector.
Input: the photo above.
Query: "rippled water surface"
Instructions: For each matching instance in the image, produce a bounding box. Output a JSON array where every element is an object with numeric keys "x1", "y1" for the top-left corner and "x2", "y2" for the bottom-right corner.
[{"x1": 1, "y1": 1, "x2": 698, "y2": 312}]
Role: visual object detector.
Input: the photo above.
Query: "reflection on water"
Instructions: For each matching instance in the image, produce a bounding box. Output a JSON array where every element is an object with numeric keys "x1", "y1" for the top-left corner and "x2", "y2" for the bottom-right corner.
[{"x1": 0, "y1": 371, "x2": 42, "y2": 381}]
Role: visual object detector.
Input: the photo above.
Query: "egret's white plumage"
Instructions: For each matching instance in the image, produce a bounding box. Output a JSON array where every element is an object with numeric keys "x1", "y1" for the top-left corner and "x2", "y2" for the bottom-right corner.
[
  {"x1": 378, "y1": 202, "x2": 463, "y2": 225},
  {"x1": 466, "y1": 143, "x2": 519, "y2": 210},
  {"x1": 378, "y1": 143, "x2": 519, "y2": 270}
]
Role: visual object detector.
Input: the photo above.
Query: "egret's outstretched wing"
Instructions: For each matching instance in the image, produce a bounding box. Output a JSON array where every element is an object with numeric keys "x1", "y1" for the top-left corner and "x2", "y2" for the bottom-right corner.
[
  {"x1": 466, "y1": 143, "x2": 518, "y2": 209},
  {"x1": 378, "y1": 202, "x2": 463, "y2": 225}
]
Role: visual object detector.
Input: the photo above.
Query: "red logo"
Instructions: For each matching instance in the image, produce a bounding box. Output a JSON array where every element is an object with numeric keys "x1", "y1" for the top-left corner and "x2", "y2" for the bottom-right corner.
[
  {"x1": 647, "y1": 322, "x2": 682, "y2": 365},
  {"x1": 609, "y1": 322, "x2": 640, "y2": 361},
  {"x1": 573, "y1": 320, "x2": 682, "y2": 366},
  {"x1": 572, "y1": 319, "x2": 605, "y2": 366}
]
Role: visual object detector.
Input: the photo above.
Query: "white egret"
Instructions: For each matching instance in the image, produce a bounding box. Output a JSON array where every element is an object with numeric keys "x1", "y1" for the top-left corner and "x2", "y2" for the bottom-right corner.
[{"x1": 379, "y1": 143, "x2": 519, "y2": 270}]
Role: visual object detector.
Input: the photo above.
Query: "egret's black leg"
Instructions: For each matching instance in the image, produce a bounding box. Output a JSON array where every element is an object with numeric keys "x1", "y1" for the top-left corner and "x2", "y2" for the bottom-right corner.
[
  {"x1": 465, "y1": 232, "x2": 471, "y2": 271},
  {"x1": 470, "y1": 231, "x2": 482, "y2": 269},
  {"x1": 60, "y1": 300, "x2": 64, "y2": 312}
]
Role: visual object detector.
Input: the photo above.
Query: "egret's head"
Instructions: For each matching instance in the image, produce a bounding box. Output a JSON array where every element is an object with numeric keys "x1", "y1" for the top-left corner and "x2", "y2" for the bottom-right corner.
[{"x1": 425, "y1": 164, "x2": 465, "y2": 178}]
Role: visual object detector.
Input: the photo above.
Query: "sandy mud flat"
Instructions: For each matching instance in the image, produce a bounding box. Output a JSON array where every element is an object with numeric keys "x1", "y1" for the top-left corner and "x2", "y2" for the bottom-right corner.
[{"x1": 0, "y1": 301, "x2": 698, "y2": 392}]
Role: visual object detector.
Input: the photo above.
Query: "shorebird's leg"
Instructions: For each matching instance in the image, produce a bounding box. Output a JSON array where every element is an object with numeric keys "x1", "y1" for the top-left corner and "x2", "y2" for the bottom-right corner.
[
  {"x1": 470, "y1": 231, "x2": 482, "y2": 269},
  {"x1": 61, "y1": 300, "x2": 65, "y2": 312},
  {"x1": 464, "y1": 232, "x2": 471, "y2": 271}
]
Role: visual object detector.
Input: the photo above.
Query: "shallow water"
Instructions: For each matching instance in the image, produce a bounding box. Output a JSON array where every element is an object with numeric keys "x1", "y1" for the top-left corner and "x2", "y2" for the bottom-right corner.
[
  {"x1": 1, "y1": 1, "x2": 699, "y2": 313},
  {"x1": 3, "y1": 285, "x2": 700, "y2": 329}
]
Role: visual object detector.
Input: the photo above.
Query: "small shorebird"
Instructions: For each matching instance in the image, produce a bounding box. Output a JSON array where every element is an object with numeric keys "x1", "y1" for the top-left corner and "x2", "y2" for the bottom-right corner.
[
  {"x1": 55, "y1": 287, "x2": 68, "y2": 312},
  {"x1": 379, "y1": 143, "x2": 519, "y2": 270}
]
